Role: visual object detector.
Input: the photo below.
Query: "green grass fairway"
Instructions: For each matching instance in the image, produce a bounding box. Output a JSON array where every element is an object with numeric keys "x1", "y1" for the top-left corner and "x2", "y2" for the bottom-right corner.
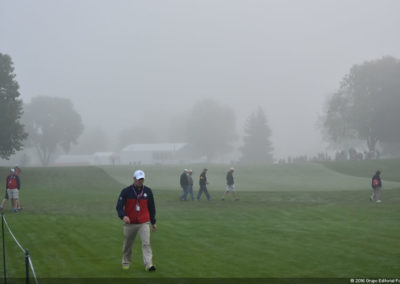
[{"x1": 0, "y1": 161, "x2": 399, "y2": 280}]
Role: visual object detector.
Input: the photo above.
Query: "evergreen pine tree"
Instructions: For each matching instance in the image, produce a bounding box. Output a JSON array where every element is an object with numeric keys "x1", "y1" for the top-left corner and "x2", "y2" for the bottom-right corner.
[{"x1": 240, "y1": 107, "x2": 273, "y2": 164}]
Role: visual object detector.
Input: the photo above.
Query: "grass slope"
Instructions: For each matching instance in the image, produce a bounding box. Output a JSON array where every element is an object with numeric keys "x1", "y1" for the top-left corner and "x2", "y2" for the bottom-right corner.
[
  {"x1": 0, "y1": 162, "x2": 399, "y2": 280},
  {"x1": 321, "y1": 158, "x2": 400, "y2": 182}
]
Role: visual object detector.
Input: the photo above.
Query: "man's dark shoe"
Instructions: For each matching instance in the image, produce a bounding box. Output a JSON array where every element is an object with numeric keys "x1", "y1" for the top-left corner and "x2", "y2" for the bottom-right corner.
[{"x1": 146, "y1": 265, "x2": 156, "y2": 272}]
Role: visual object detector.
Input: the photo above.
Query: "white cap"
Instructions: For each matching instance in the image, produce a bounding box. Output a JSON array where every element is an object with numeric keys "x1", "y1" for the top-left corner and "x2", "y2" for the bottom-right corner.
[
  {"x1": 133, "y1": 170, "x2": 145, "y2": 180},
  {"x1": 10, "y1": 168, "x2": 15, "y2": 172}
]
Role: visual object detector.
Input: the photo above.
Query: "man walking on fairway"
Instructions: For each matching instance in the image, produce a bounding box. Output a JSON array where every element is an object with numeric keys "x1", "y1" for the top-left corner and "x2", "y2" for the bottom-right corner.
[
  {"x1": 370, "y1": 170, "x2": 382, "y2": 203},
  {"x1": 197, "y1": 168, "x2": 210, "y2": 200},
  {"x1": 221, "y1": 168, "x2": 239, "y2": 201},
  {"x1": 116, "y1": 170, "x2": 157, "y2": 271},
  {"x1": 179, "y1": 169, "x2": 189, "y2": 200},
  {"x1": 186, "y1": 169, "x2": 194, "y2": 201}
]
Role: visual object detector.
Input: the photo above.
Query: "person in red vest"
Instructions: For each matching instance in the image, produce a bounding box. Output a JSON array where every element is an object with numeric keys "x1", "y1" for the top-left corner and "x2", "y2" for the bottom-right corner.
[
  {"x1": 2, "y1": 167, "x2": 21, "y2": 212},
  {"x1": 116, "y1": 170, "x2": 157, "y2": 272}
]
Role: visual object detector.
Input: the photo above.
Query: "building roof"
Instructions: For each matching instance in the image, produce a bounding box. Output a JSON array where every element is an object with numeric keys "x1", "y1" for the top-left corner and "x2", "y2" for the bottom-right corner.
[
  {"x1": 93, "y1": 152, "x2": 118, "y2": 157},
  {"x1": 121, "y1": 143, "x2": 186, "y2": 152}
]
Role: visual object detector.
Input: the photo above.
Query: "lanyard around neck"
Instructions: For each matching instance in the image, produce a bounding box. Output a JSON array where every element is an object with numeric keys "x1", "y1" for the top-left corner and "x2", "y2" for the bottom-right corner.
[{"x1": 133, "y1": 185, "x2": 144, "y2": 199}]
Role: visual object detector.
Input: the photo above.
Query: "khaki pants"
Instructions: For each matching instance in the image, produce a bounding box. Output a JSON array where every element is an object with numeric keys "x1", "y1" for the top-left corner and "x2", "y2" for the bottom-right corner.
[{"x1": 122, "y1": 222, "x2": 153, "y2": 268}]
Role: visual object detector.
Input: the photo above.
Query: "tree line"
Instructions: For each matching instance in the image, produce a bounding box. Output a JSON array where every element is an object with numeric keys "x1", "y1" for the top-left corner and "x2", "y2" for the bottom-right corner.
[
  {"x1": 2, "y1": 53, "x2": 400, "y2": 165},
  {"x1": 0, "y1": 53, "x2": 273, "y2": 166}
]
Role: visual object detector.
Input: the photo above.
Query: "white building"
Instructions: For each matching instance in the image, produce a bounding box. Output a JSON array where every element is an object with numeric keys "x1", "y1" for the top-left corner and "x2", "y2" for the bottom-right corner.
[{"x1": 120, "y1": 143, "x2": 186, "y2": 165}]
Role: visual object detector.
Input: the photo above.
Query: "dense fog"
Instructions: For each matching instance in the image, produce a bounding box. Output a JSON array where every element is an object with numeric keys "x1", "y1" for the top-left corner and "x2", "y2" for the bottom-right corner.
[{"x1": 1, "y1": 0, "x2": 400, "y2": 161}]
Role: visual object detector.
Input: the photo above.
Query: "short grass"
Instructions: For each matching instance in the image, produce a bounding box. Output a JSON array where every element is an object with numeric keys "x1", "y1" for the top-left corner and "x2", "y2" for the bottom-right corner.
[{"x1": 0, "y1": 161, "x2": 399, "y2": 280}]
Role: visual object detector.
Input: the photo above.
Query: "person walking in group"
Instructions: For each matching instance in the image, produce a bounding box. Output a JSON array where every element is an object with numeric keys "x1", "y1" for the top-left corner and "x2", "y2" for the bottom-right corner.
[
  {"x1": 186, "y1": 169, "x2": 194, "y2": 201},
  {"x1": 14, "y1": 166, "x2": 22, "y2": 210},
  {"x1": 197, "y1": 168, "x2": 210, "y2": 201},
  {"x1": 180, "y1": 169, "x2": 189, "y2": 201},
  {"x1": 1, "y1": 168, "x2": 13, "y2": 211},
  {"x1": 116, "y1": 170, "x2": 157, "y2": 272},
  {"x1": 221, "y1": 168, "x2": 239, "y2": 201},
  {"x1": 370, "y1": 170, "x2": 382, "y2": 203}
]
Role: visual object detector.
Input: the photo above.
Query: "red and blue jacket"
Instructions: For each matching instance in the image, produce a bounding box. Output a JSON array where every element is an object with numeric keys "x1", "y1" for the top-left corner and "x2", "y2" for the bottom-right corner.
[
  {"x1": 371, "y1": 174, "x2": 382, "y2": 188},
  {"x1": 6, "y1": 174, "x2": 20, "y2": 189},
  {"x1": 116, "y1": 185, "x2": 156, "y2": 225}
]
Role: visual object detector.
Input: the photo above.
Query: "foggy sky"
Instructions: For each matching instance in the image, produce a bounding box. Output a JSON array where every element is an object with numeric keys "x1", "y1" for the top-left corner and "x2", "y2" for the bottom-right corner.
[{"x1": 1, "y1": 0, "x2": 400, "y2": 159}]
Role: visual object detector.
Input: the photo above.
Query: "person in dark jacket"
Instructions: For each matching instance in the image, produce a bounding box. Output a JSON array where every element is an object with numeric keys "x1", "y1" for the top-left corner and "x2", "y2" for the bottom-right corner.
[
  {"x1": 197, "y1": 168, "x2": 210, "y2": 200},
  {"x1": 180, "y1": 169, "x2": 189, "y2": 200},
  {"x1": 186, "y1": 169, "x2": 194, "y2": 201},
  {"x1": 116, "y1": 170, "x2": 157, "y2": 271},
  {"x1": 370, "y1": 170, "x2": 382, "y2": 203},
  {"x1": 221, "y1": 168, "x2": 239, "y2": 201},
  {"x1": 1, "y1": 169, "x2": 14, "y2": 211}
]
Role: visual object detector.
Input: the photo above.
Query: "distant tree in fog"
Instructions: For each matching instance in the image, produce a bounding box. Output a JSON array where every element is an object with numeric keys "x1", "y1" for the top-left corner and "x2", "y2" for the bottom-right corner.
[
  {"x1": 321, "y1": 56, "x2": 400, "y2": 152},
  {"x1": 167, "y1": 112, "x2": 190, "y2": 142},
  {"x1": 70, "y1": 127, "x2": 109, "y2": 154},
  {"x1": 0, "y1": 53, "x2": 27, "y2": 159},
  {"x1": 240, "y1": 107, "x2": 273, "y2": 164},
  {"x1": 186, "y1": 99, "x2": 236, "y2": 161},
  {"x1": 118, "y1": 127, "x2": 158, "y2": 150},
  {"x1": 23, "y1": 96, "x2": 83, "y2": 166}
]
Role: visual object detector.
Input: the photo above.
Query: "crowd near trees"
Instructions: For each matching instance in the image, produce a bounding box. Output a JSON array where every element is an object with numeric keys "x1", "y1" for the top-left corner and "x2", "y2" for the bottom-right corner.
[{"x1": 2, "y1": 52, "x2": 400, "y2": 165}]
